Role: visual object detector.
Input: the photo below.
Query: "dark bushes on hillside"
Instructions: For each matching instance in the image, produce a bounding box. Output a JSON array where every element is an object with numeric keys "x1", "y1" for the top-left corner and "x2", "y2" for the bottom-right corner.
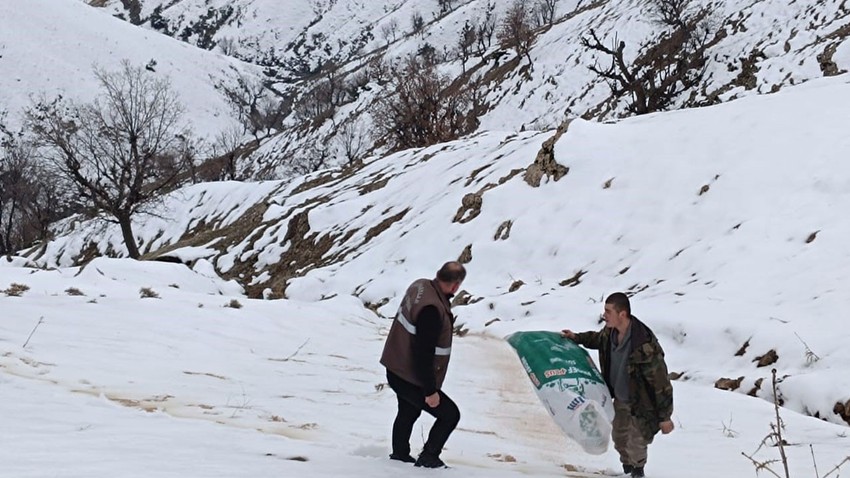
[
  {"x1": 582, "y1": 0, "x2": 715, "y2": 115},
  {"x1": 373, "y1": 56, "x2": 478, "y2": 152}
]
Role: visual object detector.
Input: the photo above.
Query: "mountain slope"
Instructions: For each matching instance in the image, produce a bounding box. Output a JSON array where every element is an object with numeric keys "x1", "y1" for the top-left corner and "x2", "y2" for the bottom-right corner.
[
  {"x1": 87, "y1": 0, "x2": 850, "y2": 177},
  {"x1": 22, "y1": 72, "x2": 850, "y2": 426},
  {"x1": 0, "y1": 0, "x2": 263, "y2": 136}
]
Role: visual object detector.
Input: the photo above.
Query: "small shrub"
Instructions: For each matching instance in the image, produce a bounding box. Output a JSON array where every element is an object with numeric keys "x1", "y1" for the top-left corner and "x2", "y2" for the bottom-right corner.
[
  {"x1": 139, "y1": 287, "x2": 160, "y2": 299},
  {"x1": 225, "y1": 299, "x2": 243, "y2": 309},
  {"x1": 410, "y1": 11, "x2": 425, "y2": 34},
  {"x1": 438, "y1": 0, "x2": 455, "y2": 13},
  {"x1": 65, "y1": 287, "x2": 85, "y2": 296},
  {"x1": 498, "y1": 0, "x2": 536, "y2": 69},
  {"x1": 4, "y1": 283, "x2": 30, "y2": 297}
]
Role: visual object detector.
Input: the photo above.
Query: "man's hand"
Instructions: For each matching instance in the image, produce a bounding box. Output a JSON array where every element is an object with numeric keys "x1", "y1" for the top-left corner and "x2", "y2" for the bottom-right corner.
[
  {"x1": 660, "y1": 420, "x2": 674, "y2": 434},
  {"x1": 425, "y1": 392, "x2": 440, "y2": 408},
  {"x1": 561, "y1": 329, "x2": 576, "y2": 340}
]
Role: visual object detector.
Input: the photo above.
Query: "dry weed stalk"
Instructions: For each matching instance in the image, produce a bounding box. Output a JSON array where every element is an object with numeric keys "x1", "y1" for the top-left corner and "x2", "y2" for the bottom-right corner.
[{"x1": 742, "y1": 369, "x2": 849, "y2": 478}]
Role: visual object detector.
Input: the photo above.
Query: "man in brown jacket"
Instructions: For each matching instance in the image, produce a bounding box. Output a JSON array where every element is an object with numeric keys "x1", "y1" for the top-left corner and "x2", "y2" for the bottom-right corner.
[
  {"x1": 380, "y1": 261, "x2": 466, "y2": 469},
  {"x1": 562, "y1": 292, "x2": 674, "y2": 478}
]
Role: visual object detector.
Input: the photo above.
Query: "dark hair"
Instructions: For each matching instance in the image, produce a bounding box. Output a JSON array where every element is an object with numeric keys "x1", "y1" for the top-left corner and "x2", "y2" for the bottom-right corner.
[
  {"x1": 436, "y1": 261, "x2": 466, "y2": 283},
  {"x1": 605, "y1": 292, "x2": 631, "y2": 315}
]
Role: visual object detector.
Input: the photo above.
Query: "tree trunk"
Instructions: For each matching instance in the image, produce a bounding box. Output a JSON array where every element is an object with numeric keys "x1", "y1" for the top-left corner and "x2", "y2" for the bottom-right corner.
[
  {"x1": 3, "y1": 200, "x2": 18, "y2": 253},
  {"x1": 117, "y1": 212, "x2": 141, "y2": 259}
]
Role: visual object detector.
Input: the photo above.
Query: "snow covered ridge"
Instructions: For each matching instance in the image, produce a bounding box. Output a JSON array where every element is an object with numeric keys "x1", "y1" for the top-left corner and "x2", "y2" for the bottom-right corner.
[
  {"x1": 19, "y1": 72, "x2": 850, "y2": 427},
  {"x1": 90, "y1": 0, "x2": 850, "y2": 97},
  {"x1": 5, "y1": 0, "x2": 849, "y2": 176},
  {"x1": 81, "y1": 0, "x2": 850, "y2": 177},
  {"x1": 0, "y1": 0, "x2": 264, "y2": 135}
]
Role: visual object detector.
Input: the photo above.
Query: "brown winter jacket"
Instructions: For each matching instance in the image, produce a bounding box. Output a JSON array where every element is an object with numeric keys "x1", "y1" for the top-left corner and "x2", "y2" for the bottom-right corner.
[
  {"x1": 573, "y1": 316, "x2": 674, "y2": 442},
  {"x1": 380, "y1": 279, "x2": 454, "y2": 390}
]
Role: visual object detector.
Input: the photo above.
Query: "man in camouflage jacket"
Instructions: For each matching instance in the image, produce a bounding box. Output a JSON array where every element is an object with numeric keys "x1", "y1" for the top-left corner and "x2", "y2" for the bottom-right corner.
[{"x1": 562, "y1": 292, "x2": 674, "y2": 478}]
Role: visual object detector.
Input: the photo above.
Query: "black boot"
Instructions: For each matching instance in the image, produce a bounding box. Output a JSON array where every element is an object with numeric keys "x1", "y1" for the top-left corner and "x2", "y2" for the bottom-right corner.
[
  {"x1": 631, "y1": 466, "x2": 645, "y2": 478},
  {"x1": 414, "y1": 452, "x2": 447, "y2": 468},
  {"x1": 622, "y1": 464, "x2": 634, "y2": 475},
  {"x1": 389, "y1": 453, "x2": 416, "y2": 463}
]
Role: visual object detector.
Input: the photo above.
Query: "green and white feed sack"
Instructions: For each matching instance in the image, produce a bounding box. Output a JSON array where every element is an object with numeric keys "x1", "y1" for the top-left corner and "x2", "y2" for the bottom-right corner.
[{"x1": 506, "y1": 331, "x2": 614, "y2": 455}]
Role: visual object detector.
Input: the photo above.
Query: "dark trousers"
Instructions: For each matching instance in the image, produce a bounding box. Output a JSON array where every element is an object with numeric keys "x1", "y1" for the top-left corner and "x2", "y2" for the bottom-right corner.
[{"x1": 387, "y1": 370, "x2": 460, "y2": 457}]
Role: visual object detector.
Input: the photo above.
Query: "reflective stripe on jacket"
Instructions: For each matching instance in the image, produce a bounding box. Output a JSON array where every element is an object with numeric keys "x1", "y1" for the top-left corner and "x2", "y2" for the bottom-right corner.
[{"x1": 380, "y1": 278, "x2": 454, "y2": 389}]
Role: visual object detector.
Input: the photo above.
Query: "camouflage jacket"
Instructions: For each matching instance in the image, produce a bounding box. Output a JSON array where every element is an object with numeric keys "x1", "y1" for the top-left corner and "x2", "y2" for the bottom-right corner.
[{"x1": 573, "y1": 316, "x2": 674, "y2": 441}]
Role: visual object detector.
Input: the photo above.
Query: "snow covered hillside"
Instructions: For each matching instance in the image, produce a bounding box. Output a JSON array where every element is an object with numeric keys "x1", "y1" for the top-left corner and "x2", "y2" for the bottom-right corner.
[
  {"x1": 6, "y1": 0, "x2": 850, "y2": 177},
  {"x1": 87, "y1": 0, "x2": 850, "y2": 177},
  {"x1": 19, "y1": 70, "x2": 850, "y2": 433},
  {"x1": 0, "y1": 0, "x2": 263, "y2": 136},
  {"x1": 2, "y1": 252, "x2": 849, "y2": 477},
  {"x1": 3, "y1": 2, "x2": 850, "y2": 475}
]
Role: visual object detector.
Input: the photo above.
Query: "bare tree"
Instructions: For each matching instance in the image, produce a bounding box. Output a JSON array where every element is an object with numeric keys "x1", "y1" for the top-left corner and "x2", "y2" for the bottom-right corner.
[
  {"x1": 373, "y1": 56, "x2": 477, "y2": 151},
  {"x1": 293, "y1": 70, "x2": 348, "y2": 125},
  {"x1": 208, "y1": 125, "x2": 245, "y2": 181},
  {"x1": 367, "y1": 54, "x2": 391, "y2": 85},
  {"x1": 581, "y1": 7, "x2": 712, "y2": 116},
  {"x1": 411, "y1": 11, "x2": 425, "y2": 35},
  {"x1": 334, "y1": 119, "x2": 368, "y2": 164},
  {"x1": 0, "y1": 114, "x2": 18, "y2": 253},
  {"x1": 0, "y1": 132, "x2": 69, "y2": 254},
  {"x1": 498, "y1": 0, "x2": 536, "y2": 69},
  {"x1": 438, "y1": 0, "x2": 455, "y2": 14},
  {"x1": 254, "y1": 92, "x2": 288, "y2": 137},
  {"x1": 647, "y1": 0, "x2": 693, "y2": 28},
  {"x1": 26, "y1": 61, "x2": 192, "y2": 259},
  {"x1": 289, "y1": 144, "x2": 330, "y2": 176},
  {"x1": 417, "y1": 42, "x2": 439, "y2": 66},
  {"x1": 179, "y1": 134, "x2": 206, "y2": 185},
  {"x1": 324, "y1": 70, "x2": 351, "y2": 107},
  {"x1": 219, "y1": 73, "x2": 287, "y2": 141},
  {"x1": 380, "y1": 18, "x2": 399, "y2": 45},
  {"x1": 475, "y1": 1, "x2": 498, "y2": 56},
  {"x1": 534, "y1": 0, "x2": 559, "y2": 26},
  {"x1": 220, "y1": 73, "x2": 264, "y2": 130},
  {"x1": 458, "y1": 20, "x2": 477, "y2": 73},
  {"x1": 216, "y1": 36, "x2": 238, "y2": 56}
]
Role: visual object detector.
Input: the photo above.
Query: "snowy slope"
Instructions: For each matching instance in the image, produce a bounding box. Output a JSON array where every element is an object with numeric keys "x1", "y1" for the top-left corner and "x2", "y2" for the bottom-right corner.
[
  {"x1": 22, "y1": 72, "x2": 850, "y2": 428},
  {"x1": 2, "y1": 257, "x2": 849, "y2": 478},
  {"x1": 3, "y1": 2, "x2": 850, "y2": 474},
  {"x1": 88, "y1": 0, "x2": 460, "y2": 76},
  {"x1": 87, "y1": 0, "x2": 850, "y2": 178},
  {"x1": 0, "y1": 0, "x2": 264, "y2": 136}
]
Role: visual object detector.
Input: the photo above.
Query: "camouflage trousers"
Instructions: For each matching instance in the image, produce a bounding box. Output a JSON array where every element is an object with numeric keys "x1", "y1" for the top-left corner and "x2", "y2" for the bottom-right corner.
[{"x1": 612, "y1": 400, "x2": 650, "y2": 468}]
